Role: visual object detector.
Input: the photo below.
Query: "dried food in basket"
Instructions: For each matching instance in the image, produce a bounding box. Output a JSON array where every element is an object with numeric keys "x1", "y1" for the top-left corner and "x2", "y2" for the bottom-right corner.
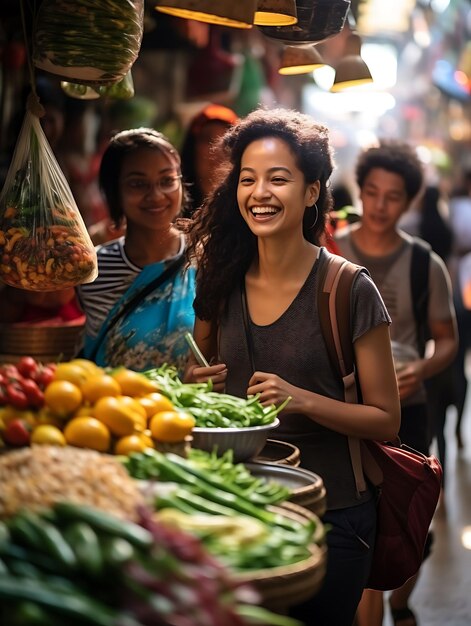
[
  {"x1": 33, "y1": 0, "x2": 144, "y2": 85},
  {"x1": 0, "y1": 105, "x2": 97, "y2": 291}
]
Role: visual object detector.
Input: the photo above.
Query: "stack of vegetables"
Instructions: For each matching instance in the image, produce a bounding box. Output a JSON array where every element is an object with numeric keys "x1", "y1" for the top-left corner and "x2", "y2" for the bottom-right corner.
[
  {"x1": 0, "y1": 361, "x2": 284, "y2": 454},
  {"x1": 0, "y1": 446, "x2": 302, "y2": 626},
  {"x1": 123, "y1": 448, "x2": 325, "y2": 573}
]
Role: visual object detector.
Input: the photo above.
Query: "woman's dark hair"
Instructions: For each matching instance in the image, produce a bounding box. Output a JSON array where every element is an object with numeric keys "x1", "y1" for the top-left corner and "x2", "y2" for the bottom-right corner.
[
  {"x1": 99, "y1": 127, "x2": 190, "y2": 227},
  {"x1": 419, "y1": 185, "x2": 453, "y2": 262},
  {"x1": 356, "y1": 139, "x2": 424, "y2": 200},
  {"x1": 186, "y1": 107, "x2": 335, "y2": 321}
]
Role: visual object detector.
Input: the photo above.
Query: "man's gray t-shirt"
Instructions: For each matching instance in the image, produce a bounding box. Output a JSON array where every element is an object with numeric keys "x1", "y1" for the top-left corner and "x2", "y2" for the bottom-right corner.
[{"x1": 335, "y1": 228, "x2": 455, "y2": 406}]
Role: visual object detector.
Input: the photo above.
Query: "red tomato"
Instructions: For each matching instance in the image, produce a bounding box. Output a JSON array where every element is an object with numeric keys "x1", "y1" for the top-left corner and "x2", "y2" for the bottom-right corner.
[
  {"x1": 17, "y1": 356, "x2": 39, "y2": 379},
  {"x1": 5, "y1": 384, "x2": 29, "y2": 410},
  {"x1": 19, "y1": 378, "x2": 44, "y2": 408},
  {"x1": 35, "y1": 366, "x2": 55, "y2": 389},
  {"x1": 2, "y1": 419, "x2": 31, "y2": 446},
  {"x1": 1, "y1": 365, "x2": 20, "y2": 381}
]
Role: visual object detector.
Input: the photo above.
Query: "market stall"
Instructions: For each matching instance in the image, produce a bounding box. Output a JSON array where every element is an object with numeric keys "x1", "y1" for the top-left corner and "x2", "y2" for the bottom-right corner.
[{"x1": 0, "y1": 357, "x2": 327, "y2": 623}]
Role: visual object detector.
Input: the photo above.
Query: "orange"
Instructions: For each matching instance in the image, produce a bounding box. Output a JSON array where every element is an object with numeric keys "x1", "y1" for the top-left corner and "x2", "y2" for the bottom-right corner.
[
  {"x1": 63, "y1": 417, "x2": 110, "y2": 452},
  {"x1": 138, "y1": 393, "x2": 175, "y2": 418},
  {"x1": 31, "y1": 424, "x2": 66, "y2": 446},
  {"x1": 149, "y1": 410, "x2": 195, "y2": 443},
  {"x1": 114, "y1": 433, "x2": 154, "y2": 456},
  {"x1": 44, "y1": 381, "x2": 83, "y2": 418},
  {"x1": 69, "y1": 359, "x2": 103, "y2": 375},
  {"x1": 53, "y1": 362, "x2": 88, "y2": 387},
  {"x1": 110, "y1": 368, "x2": 159, "y2": 397},
  {"x1": 116, "y1": 396, "x2": 147, "y2": 430},
  {"x1": 81, "y1": 374, "x2": 121, "y2": 404},
  {"x1": 93, "y1": 396, "x2": 137, "y2": 437}
]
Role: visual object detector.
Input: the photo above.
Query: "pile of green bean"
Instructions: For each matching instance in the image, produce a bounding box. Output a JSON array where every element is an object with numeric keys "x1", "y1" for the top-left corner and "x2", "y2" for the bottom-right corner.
[{"x1": 144, "y1": 365, "x2": 290, "y2": 428}]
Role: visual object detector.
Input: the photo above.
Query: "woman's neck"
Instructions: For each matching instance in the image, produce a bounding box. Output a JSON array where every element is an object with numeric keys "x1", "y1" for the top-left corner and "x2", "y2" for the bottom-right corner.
[
  {"x1": 252, "y1": 235, "x2": 318, "y2": 283},
  {"x1": 124, "y1": 226, "x2": 181, "y2": 266}
]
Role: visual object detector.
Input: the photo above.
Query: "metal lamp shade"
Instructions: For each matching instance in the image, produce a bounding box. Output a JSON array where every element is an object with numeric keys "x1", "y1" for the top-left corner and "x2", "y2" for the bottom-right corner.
[
  {"x1": 254, "y1": 0, "x2": 297, "y2": 26},
  {"x1": 279, "y1": 45, "x2": 325, "y2": 75},
  {"x1": 259, "y1": 0, "x2": 351, "y2": 45},
  {"x1": 155, "y1": 0, "x2": 257, "y2": 29},
  {"x1": 330, "y1": 33, "x2": 373, "y2": 91}
]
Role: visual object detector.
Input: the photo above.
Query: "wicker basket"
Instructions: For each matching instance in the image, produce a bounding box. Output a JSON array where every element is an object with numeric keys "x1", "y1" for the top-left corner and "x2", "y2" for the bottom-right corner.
[
  {"x1": 235, "y1": 501, "x2": 327, "y2": 611},
  {"x1": 0, "y1": 323, "x2": 84, "y2": 362}
]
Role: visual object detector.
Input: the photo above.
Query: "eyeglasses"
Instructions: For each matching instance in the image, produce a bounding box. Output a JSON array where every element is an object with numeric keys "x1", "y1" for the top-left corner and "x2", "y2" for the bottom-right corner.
[{"x1": 123, "y1": 175, "x2": 182, "y2": 195}]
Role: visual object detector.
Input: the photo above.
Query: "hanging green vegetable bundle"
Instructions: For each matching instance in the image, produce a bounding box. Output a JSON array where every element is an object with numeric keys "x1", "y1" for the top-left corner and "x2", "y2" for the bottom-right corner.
[{"x1": 33, "y1": 0, "x2": 144, "y2": 85}]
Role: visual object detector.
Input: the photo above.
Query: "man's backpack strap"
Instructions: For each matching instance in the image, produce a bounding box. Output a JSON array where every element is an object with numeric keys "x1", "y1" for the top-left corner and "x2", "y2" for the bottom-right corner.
[
  {"x1": 410, "y1": 239, "x2": 431, "y2": 357},
  {"x1": 317, "y1": 253, "x2": 377, "y2": 496}
]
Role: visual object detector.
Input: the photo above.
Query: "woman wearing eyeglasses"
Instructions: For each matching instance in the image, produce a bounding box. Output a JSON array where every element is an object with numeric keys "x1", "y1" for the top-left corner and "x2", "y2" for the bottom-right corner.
[{"x1": 76, "y1": 128, "x2": 196, "y2": 373}]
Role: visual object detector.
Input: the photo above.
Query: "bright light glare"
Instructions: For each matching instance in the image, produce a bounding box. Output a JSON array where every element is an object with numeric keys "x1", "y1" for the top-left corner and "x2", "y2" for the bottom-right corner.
[
  {"x1": 431, "y1": 0, "x2": 450, "y2": 13},
  {"x1": 304, "y1": 86, "x2": 396, "y2": 116},
  {"x1": 362, "y1": 43, "x2": 397, "y2": 89},
  {"x1": 313, "y1": 65, "x2": 336, "y2": 91},
  {"x1": 462, "y1": 525, "x2": 471, "y2": 550}
]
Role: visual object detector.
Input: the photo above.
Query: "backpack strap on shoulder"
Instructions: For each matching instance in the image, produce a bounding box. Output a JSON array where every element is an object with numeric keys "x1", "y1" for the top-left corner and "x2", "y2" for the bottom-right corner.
[
  {"x1": 410, "y1": 238, "x2": 431, "y2": 357},
  {"x1": 317, "y1": 252, "x2": 371, "y2": 495}
]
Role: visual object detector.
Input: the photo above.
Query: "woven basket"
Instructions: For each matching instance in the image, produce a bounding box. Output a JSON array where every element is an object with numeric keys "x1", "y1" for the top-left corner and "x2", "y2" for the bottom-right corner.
[
  {"x1": 0, "y1": 323, "x2": 84, "y2": 362},
  {"x1": 235, "y1": 501, "x2": 327, "y2": 611}
]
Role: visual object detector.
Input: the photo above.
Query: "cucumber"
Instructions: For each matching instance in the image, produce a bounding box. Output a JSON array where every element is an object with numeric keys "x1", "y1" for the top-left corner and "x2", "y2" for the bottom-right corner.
[
  {"x1": 0, "y1": 576, "x2": 118, "y2": 626},
  {"x1": 101, "y1": 536, "x2": 134, "y2": 568},
  {"x1": 63, "y1": 522, "x2": 103, "y2": 578},
  {"x1": 19, "y1": 514, "x2": 77, "y2": 570},
  {"x1": 53, "y1": 503, "x2": 153, "y2": 549}
]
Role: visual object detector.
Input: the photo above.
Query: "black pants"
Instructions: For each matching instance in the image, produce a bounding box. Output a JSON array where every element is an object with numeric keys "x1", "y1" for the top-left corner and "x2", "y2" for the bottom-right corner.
[{"x1": 289, "y1": 498, "x2": 377, "y2": 626}]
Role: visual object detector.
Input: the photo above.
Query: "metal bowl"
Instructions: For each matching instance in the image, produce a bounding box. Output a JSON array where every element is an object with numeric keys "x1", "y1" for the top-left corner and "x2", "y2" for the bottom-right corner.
[{"x1": 191, "y1": 418, "x2": 280, "y2": 462}]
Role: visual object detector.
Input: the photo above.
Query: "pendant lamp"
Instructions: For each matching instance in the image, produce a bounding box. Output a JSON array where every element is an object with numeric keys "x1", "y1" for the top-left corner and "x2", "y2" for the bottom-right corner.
[
  {"x1": 259, "y1": 0, "x2": 351, "y2": 45},
  {"x1": 278, "y1": 45, "x2": 325, "y2": 75},
  {"x1": 155, "y1": 0, "x2": 256, "y2": 29},
  {"x1": 330, "y1": 33, "x2": 373, "y2": 92},
  {"x1": 254, "y1": 0, "x2": 297, "y2": 26}
]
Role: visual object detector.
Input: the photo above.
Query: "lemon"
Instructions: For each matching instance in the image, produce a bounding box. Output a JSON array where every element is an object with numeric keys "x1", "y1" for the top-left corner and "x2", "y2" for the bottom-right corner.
[
  {"x1": 81, "y1": 374, "x2": 122, "y2": 404},
  {"x1": 64, "y1": 417, "x2": 110, "y2": 452},
  {"x1": 149, "y1": 410, "x2": 195, "y2": 443},
  {"x1": 114, "y1": 434, "x2": 154, "y2": 456},
  {"x1": 31, "y1": 425, "x2": 66, "y2": 446},
  {"x1": 44, "y1": 381, "x2": 83, "y2": 418}
]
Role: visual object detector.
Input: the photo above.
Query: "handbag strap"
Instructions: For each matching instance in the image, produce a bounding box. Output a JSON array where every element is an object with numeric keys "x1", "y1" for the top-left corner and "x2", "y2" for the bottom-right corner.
[
  {"x1": 89, "y1": 254, "x2": 185, "y2": 362},
  {"x1": 241, "y1": 280, "x2": 256, "y2": 373}
]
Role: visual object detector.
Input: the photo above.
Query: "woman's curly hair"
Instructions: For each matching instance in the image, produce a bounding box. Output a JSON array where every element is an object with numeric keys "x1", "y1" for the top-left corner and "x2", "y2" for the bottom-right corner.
[{"x1": 185, "y1": 107, "x2": 335, "y2": 322}]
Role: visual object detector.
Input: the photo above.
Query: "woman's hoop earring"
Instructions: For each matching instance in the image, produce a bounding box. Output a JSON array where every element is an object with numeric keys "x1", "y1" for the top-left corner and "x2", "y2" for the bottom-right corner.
[{"x1": 310, "y1": 203, "x2": 319, "y2": 229}]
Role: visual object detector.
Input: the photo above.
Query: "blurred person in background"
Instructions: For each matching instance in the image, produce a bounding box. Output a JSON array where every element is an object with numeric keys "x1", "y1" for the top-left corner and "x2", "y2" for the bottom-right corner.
[
  {"x1": 400, "y1": 184, "x2": 455, "y2": 481},
  {"x1": 180, "y1": 103, "x2": 238, "y2": 216},
  {"x1": 448, "y1": 169, "x2": 471, "y2": 449},
  {"x1": 336, "y1": 142, "x2": 457, "y2": 626},
  {"x1": 76, "y1": 128, "x2": 196, "y2": 373}
]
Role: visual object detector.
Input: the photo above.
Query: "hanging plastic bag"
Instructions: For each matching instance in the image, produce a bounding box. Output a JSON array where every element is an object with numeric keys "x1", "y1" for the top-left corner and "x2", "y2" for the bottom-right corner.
[
  {"x1": 33, "y1": 0, "x2": 144, "y2": 85},
  {"x1": 0, "y1": 95, "x2": 98, "y2": 291}
]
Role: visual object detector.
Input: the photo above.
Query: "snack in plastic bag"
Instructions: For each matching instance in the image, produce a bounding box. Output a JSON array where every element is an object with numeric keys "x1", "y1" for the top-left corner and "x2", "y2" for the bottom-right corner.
[
  {"x1": 0, "y1": 100, "x2": 98, "y2": 291},
  {"x1": 33, "y1": 0, "x2": 144, "y2": 85}
]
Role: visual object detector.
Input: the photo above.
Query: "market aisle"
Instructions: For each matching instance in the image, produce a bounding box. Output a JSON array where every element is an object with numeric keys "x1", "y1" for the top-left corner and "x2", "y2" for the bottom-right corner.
[{"x1": 383, "y1": 363, "x2": 471, "y2": 626}]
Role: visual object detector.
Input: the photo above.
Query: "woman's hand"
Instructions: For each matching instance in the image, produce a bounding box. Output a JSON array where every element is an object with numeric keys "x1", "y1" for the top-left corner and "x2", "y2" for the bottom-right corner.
[
  {"x1": 184, "y1": 362, "x2": 228, "y2": 392},
  {"x1": 396, "y1": 360, "x2": 426, "y2": 401},
  {"x1": 247, "y1": 371, "x2": 300, "y2": 412}
]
